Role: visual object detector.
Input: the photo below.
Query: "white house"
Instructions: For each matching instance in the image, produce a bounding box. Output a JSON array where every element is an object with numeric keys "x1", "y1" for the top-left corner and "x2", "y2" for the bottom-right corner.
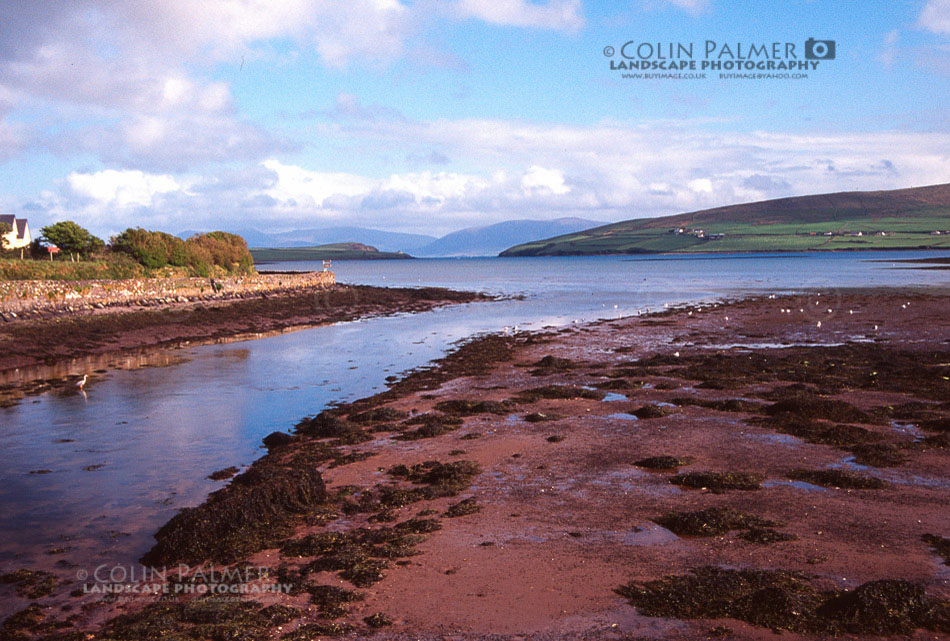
[{"x1": 0, "y1": 215, "x2": 31, "y2": 250}]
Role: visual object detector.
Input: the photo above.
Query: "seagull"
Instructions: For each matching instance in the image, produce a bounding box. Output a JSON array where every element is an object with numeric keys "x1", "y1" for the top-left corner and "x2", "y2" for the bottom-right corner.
[
  {"x1": 725, "y1": 316, "x2": 729, "y2": 321},
  {"x1": 76, "y1": 374, "x2": 87, "y2": 389},
  {"x1": 816, "y1": 321, "x2": 822, "y2": 328},
  {"x1": 673, "y1": 351, "x2": 680, "y2": 357},
  {"x1": 849, "y1": 310, "x2": 854, "y2": 315}
]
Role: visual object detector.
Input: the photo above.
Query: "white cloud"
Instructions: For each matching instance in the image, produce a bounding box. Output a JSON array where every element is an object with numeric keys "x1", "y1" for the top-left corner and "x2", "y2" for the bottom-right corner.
[
  {"x1": 522, "y1": 166, "x2": 570, "y2": 195},
  {"x1": 454, "y1": 0, "x2": 584, "y2": 31},
  {"x1": 880, "y1": 29, "x2": 900, "y2": 67},
  {"x1": 658, "y1": 0, "x2": 709, "y2": 15},
  {"x1": 919, "y1": 0, "x2": 950, "y2": 34},
  {"x1": 67, "y1": 170, "x2": 180, "y2": 208}
]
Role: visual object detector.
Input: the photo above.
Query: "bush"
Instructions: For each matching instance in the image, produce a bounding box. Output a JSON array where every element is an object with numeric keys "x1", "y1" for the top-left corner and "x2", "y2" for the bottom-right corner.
[{"x1": 110, "y1": 228, "x2": 254, "y2": 276}]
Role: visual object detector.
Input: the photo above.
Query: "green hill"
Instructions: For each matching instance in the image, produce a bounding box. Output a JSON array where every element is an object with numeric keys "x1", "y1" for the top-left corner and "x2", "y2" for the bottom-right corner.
[
  {"x1": 500, "y1": 183, "x2": 950, "y2": 256},
  {"x1": 250, "y1": 242, "x2": 413, "y2": 262}
]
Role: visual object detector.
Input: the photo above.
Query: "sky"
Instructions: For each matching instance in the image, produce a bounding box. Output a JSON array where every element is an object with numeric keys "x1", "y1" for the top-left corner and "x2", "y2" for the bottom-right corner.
[{"x1": 0, "y1": 0, "x2": 948, "y2": 239}]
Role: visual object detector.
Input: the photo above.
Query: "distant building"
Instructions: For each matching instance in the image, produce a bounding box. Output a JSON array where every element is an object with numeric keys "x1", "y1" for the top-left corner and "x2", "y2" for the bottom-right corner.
[{"x1": 0, "y1": 215, "x2": 31, "y2": 250}]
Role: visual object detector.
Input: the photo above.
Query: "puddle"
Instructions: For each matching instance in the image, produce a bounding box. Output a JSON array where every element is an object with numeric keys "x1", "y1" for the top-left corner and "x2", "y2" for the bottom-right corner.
[
  {"x1": 762, "y1": 479, "x2": 829, "y2": 492},
  {"x1": 602, "y1": 392, "x2": 628, "y2": 402},
  {"x1": 608, "y1": 412, "x2": 639, "y2": 421}
]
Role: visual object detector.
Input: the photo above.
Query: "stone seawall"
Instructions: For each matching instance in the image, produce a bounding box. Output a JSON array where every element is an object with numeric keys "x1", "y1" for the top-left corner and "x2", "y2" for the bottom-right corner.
[{"x1": 0, "y1": 271, "x2": 335, "y2": 320}]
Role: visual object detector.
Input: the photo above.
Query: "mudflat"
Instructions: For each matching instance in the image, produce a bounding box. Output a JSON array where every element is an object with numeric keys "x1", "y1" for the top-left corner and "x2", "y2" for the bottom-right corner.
[{"x1": 2, "y1": 288, "x2": 948, "y2": 640}]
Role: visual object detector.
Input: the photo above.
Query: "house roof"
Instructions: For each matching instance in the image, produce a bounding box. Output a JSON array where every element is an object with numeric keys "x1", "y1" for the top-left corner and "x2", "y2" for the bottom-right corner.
[{"x1": 1, "y1": 215, "x2": 29, "y2": 239}]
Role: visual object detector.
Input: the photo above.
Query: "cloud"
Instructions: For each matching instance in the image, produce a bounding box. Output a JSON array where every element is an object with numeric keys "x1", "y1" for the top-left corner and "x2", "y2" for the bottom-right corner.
[
  {"x1": 919, "y1": 0, "x2": 950, "y2": 34},
  {"x1": 879, "y1": 29, "x2": 900, "y2": 68},
  {"x1": 522, "y1": 166, "x2": 570, "y2": 195},
  {"x1": 453, "y1": 0, "x2": 584, "y2": 31},
  {"x1": 23, "y1": 116, "x2": 950, "y2": 239},
  {"x1": 67, "y1": 169, "x2": 180, "y2": 208},
  {"x1": 655, "y1": 0, "x2": 710, "y2": 15}
]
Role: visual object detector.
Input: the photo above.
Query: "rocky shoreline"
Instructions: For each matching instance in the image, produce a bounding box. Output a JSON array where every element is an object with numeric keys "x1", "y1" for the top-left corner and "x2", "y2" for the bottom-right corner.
[{"x1": 1, "y1": 288, "x2": 948, "y2": 640}]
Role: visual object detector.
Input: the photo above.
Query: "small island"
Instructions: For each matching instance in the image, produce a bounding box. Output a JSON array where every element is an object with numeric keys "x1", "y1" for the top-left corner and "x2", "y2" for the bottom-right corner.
[{"x1": 250, "y1": 242, "x2": 414, "y2": 262}]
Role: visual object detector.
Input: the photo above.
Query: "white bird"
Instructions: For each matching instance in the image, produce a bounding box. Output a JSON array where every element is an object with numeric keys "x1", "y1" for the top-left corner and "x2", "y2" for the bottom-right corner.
[
  {"x1": 503, "y1": 326, "x2": 510, "y2": 335},
  {"x1": 76, "y1": 374, "x2": 87, "y2": 389},
  {"x1": 901, "y1": 304, "x2": 907, "y2": 310},
  {"x1": 725, "y1": 316, "x2": 729, "y2": 321},
  {"x1": 817, "y1": 321, "x2": 822, "y2": 328},
  {"x1": 799, "y1": 308, "x2": 804, "y2": 313},
  {"x1": 849, "y1": 309, "x2": 853, "y2": 315},
  {"x1": 673, "y1": 351, "x2": 680, "y2": 357},
  {"x1": 827, "y1": 309, "x2": 833, "y2": 313},
  {"x1": 874, "y1": 325, "x2": 879, "y2": 330}
]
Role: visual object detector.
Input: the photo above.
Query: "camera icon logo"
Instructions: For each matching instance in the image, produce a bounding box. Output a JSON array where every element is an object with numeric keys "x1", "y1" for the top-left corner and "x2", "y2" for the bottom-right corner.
[{"x1": 805, "y1": 38, "x2": 836, "y2": 60}]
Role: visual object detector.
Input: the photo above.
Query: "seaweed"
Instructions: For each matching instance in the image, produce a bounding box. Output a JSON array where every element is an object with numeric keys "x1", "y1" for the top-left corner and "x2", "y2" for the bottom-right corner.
[
  {"x1": 922, "y1": 534, "x2": 950, "y2": 565},
  {"x1": 672, "y1": 397, "x2": 762, "y2": 413},
  {"x1": 347, "y1": 407, "x2": 408, "y2": 424},
  {"x1": 295, "y1": 412, "x2": 371, "y2": 444},
  {"x1": 634, "y1": 456, "x2": 692, "y2": 470},
  {"x1": 529, "y1": 355, "x2": 579, "y2": 375},
  {"x1": 740, "y1": 527, "x2": 798, "y2": 544},
  {"x1": 632, "y1": 405, "x2": 673, "y2": 419},
  {"x1": 0, "y1": 569, "x2": 59, "y2": 599},
  {"x1": 787, "y1": 469, "x2": 886, "y2": 489},
  {"x1": 546, "y1": 434, "x2": 566, "y2": 443},
  {"x1": 142, "y1": 453, "x2": 329, "y2": 565},
  {"x1": 306, "y1": 584, "x2": 363, "y2": 619},
  {"x1": 850, "y1": 442, "x2": 909, "y2": 467},
  {"x1": 524, "y1": 412, "x2": 559, "y2": 422},
  {"x1": 363, "y1": 613, "x2": 393, "y2": 628},
  {"x1": 653, "y1": 507, "x2": 777, "y2": 536},
  {"x1": 394, "y1": 413, "x2": 464, "y2": 440},
  {"x1": 617, "y1": 567, "x2": 948, "y2": 635},
  {"x1": 262, "y1": 431, "x2": 296, "y2": 449},
  {"x1": 444, "y1": 497, "x2": 480, "y2": 518},
  {"x1": 387, "y1": 460, "x2": 482, "y2": 497},
  {"x1": 669, "y1": 472, "x2": 764, "y2": 491},
  {"x1": 94, "y1": 597, "x2": 284, "y2": 641},
  {"x1": 514, "y1": 385, "x2": 606, "y2": 403},
  {"x1": 207, "y1": 466, "x2": 239, "y2": 481},
  {"x1": 765, "y1": 396, "x2": 871, "y2": 423},
  {"x1": 297, "y1": 519, "x2": 442, "y2": 587},
  {"x1": 434, "y1": 399, "x2": 512, "y2": 415},
  {"x1": 282, "y1": 621, "x2": 352, "y2": 639}
]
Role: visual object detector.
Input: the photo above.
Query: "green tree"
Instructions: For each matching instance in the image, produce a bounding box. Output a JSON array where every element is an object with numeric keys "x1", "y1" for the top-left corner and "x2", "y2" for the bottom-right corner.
[
  {"x1": 40, "y1": 221, "x2": 104, "y2": 260},
  {"x1": 0, "y1": 221, "x2": 10, "y2": 251}
]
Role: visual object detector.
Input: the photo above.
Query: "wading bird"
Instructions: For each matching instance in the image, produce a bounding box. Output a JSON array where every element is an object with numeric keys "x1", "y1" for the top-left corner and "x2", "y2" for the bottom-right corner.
[{"x1": 76, "y1": 374, "x2": 87, "y2": 389}]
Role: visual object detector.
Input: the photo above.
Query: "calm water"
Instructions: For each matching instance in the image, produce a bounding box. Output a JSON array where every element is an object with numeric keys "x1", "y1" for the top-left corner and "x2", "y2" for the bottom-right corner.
[{"x1": 0, "y1": 252, "x2": 947, "y2": 571}]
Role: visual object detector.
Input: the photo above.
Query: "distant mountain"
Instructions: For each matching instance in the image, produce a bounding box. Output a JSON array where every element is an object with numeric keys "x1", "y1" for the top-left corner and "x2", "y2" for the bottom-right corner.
[
  {"x1": 500, "y1": 183, "x2": 950, "y2": 256},
  {"x1": 414, "y1": 218, "x2": 605, "y2": 257},
  {"x1": 250, "y1": 242, "x2": 413, "y2": 262},
  {"x1": 179, "y1": 227, "x2": 436, "y2": 253}
]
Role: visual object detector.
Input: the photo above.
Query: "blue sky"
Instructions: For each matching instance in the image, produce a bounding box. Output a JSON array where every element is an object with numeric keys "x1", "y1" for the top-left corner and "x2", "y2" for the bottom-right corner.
[{"x1": 0, "y1": 0, "x2": 947, "y2": 238}]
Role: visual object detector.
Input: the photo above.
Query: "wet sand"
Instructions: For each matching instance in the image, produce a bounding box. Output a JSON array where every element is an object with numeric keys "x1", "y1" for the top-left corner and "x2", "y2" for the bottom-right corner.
[{"x1": 2, "y1": 288, "x2": 948, "y2": 640}]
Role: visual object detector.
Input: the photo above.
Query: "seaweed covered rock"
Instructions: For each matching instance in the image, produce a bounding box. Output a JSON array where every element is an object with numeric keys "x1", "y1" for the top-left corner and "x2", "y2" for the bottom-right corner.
[
  {"x1": 669, "y1": 471, "x2": 764, "y2": 491},
  {"x1": 618, "y1": 567, "x2": 948, "y2": 635},
  {"x1": 142, "y1": 456, "x2": 328, "y2": 565},
  {"x1": 434, "y1": 399, "x2": 512, "y2": 416},
  {"x1": 295, "y1": 411, "x2": 370, "y2": 444},
  {"x1": 635, "y1": 456, "x2": 691, "y2": 470},
  {"x1": 654, "y1": 507, "x2": 777, "y2": 537}
]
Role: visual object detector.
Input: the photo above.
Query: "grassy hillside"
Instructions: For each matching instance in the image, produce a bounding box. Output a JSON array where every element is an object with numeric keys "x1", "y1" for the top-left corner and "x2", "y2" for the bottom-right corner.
[
  {"x1": 250, "y1": 242, "x2": 413, "y2": 262},
  {"x1": 500, "y1": 184, "x2": 950, "y2": 256}
]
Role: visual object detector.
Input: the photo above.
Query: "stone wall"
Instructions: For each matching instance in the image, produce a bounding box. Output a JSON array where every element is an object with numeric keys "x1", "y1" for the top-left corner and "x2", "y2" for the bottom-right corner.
[{"x1": 0, "y1": 271, "x2": 335, "y2": 320}]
